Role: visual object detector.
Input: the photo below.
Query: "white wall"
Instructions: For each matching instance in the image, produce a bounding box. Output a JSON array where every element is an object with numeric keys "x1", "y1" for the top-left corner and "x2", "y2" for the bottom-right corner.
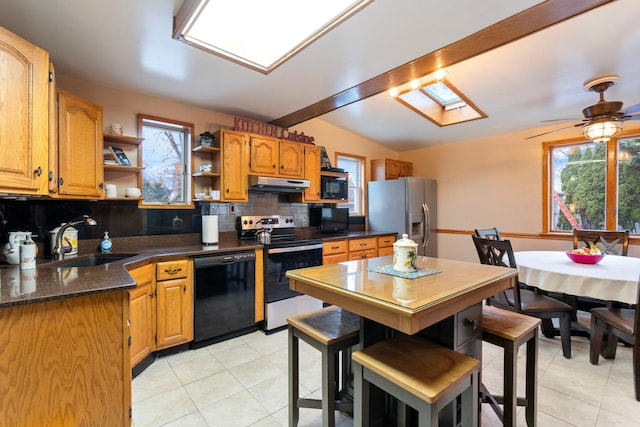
[{"x1": 401, "y1": 126, "x2": 640, "y2": 260}]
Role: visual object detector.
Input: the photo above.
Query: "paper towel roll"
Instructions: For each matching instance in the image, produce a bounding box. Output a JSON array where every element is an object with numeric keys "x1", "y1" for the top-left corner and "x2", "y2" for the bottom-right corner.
[{"x1": 202, "y1": 215, "x2": 219, "y2": 245}]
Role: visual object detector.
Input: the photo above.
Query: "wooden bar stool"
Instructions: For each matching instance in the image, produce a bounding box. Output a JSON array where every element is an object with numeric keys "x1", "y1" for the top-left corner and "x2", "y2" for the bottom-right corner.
[
  {"x1": 288, "y1": 306, "x2": 360, "y2": 427},
  {"x1": 352, "y1": 334, "x2": 480, "y2": 427},
  {"x1": 481, "y1": 305, "x2": 541, "y2": 426}
]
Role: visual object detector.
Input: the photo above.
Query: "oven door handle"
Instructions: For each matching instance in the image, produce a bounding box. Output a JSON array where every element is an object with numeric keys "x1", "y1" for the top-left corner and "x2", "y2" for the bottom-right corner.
[{"x1": 267, "y1": 243, "x2": 324, "y2": 254}]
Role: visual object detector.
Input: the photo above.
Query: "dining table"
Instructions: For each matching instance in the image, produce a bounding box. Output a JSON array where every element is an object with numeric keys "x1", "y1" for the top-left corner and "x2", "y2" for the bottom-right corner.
[
  {"x1": 515, "y1": 250, "x2": 640, "y2": 338},
  {"x1": 514, "y1": 251, "x2": 640, "y2": 305},
  {"x1": 286, "y1": 255, "x2": 517, "y2": 426}
]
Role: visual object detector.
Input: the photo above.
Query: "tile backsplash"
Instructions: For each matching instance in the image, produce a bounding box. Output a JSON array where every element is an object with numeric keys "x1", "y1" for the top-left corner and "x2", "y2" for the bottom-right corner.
[
  {"x1": 200, "y1": 192, "x2": 309, "y2": 232},
  {"x1": 0, "y1": 193, "x2": 312, "y2": 249}
]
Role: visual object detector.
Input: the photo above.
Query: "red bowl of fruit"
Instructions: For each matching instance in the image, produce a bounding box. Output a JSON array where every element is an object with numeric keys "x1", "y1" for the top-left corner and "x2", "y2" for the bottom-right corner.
[{"x1": 565, "y1": 250, "x2": 605, "y2": 264}]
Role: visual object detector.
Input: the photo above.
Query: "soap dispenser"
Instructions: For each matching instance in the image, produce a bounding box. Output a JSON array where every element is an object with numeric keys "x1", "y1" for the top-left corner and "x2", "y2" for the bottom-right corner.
[{"x1": 100, "y1": 231, "x2": 112, "y2": 254}]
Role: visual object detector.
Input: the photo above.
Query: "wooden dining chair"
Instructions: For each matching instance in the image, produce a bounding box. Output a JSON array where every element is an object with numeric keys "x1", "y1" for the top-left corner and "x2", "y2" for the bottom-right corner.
[
  {"x1": 573, "y1": 229, "x2": 630, "y2": 256},
  {"x1": 471, "y1": 235, "x2": 574, "y2": 358},
  {"x1": 589, "y1": 275, "x2": 639, "y2": 401},
  {"x1": 474, "y1": 227, "x2": 501, "y2": 240}
]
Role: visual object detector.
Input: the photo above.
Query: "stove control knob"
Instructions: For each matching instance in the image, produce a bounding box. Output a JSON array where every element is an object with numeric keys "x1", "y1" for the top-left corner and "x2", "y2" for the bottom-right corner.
[{"x1": 248, "y1": 220, "x2": 253, "y2": 225}]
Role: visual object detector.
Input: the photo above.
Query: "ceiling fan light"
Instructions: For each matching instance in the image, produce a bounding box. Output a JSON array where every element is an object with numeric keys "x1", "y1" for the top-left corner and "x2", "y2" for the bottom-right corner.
[{"x1": 582, "y1": 120, "x2": 622, "y2": 143}]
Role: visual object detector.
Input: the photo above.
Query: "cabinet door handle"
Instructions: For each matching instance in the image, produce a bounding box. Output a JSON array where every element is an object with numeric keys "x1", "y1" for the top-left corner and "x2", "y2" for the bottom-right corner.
[
  {"x1": 34, "y1": 166, "x2": 42, "y2": 177},
  {"x1": 99, "y1": 182, "x2": 104, "y2": 189},
  {"x1": 58, "y1": 177, "x2": 64, "y2": 186},
  {"x1": 463, "y1": 318, "x2": 479, "y2": 330},
  {"x1": 164, "y1": 267, "x2": 182, "y2": 274},
  {"x1": 149, "y1": 291, "x2": 154, "y2": 298},
  {"x1": 183, "y1": 285, "x2": 187, "y2": 293}
]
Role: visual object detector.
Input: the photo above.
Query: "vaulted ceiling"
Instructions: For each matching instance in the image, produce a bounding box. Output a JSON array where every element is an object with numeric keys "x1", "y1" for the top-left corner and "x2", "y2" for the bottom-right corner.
[{"x1": 1, "y1": 0, "x2": 639, "y2": 151}]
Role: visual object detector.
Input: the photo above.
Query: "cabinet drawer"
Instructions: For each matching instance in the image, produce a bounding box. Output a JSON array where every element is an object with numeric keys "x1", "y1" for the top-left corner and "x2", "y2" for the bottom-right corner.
[
  {"x1": 377, "y1": 246, "x2": 394, "y2": 257},
  {"x1": 348, "y1": 248, "x2": 377, "y2": 260},
  {"x1": 456, "y1": 303, "x2": 482, "y2": 348},
  {"x1": 377, "y1": 235, "x2": 395, "y2": 248},
  {"x1": 128, "y1": 263, "x2": 154, "y2": 286},
  {"x1": 323, "y1": 253, "x2": 349, "y2": 265},
  {"x1": 323, "y1": 240, "x2": 348, "y2": 255},
  {"x1": 348, "y1": 237, "x2": 377, "y2": 252},
  {"x1": 156, "y1": 259, "x2": 189, "y2": 281}
]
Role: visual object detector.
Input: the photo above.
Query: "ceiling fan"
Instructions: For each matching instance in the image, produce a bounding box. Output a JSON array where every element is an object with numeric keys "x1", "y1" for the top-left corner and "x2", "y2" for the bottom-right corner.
[{"x1": 526, "y1": 75, "x2": 640, "y2": 141}]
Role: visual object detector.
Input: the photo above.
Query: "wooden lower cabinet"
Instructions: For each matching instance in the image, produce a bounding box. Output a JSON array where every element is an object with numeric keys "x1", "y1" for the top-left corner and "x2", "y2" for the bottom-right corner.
[
  {"x1": 156, "y1": 259, "x2": 194, "y2": 349},
  {"x1": 348, "y1": 237, "x2": 377, "y2": 260},
  {"x1": 323, "y1": 239, "x2": 349, "y2": 264},
  {"x1": 0, "y1": 291, "x2": 131, "y2": 426},
  {"x1": 377, "y1": 235, "x2": 395, "y2": 256},
  {"x1": 322, "y1": 234, "x2": 396, "y2": 264},
  {"x1": 129, "y1": 263, "x2": 155, "y2": 367},
  {"x1": 128, "y1": 259, "x2": 194, "y2": 367}
]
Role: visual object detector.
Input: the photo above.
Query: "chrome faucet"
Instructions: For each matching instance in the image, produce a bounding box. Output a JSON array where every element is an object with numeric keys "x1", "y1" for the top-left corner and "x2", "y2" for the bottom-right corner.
[{"x1": 53, "y1": 215, "x2": 97, "y2": 260}]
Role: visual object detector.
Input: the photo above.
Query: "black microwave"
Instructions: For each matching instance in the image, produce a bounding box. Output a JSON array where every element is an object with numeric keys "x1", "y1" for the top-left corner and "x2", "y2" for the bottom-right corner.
[{"x1": 321, "y1": 175, "x2": 348, "y2": 200}]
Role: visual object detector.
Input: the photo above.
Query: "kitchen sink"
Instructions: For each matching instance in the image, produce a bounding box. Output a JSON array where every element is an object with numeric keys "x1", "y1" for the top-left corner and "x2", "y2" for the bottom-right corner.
[{"x1": 57, "y1": 254, "x2": 137, "y2": 268}]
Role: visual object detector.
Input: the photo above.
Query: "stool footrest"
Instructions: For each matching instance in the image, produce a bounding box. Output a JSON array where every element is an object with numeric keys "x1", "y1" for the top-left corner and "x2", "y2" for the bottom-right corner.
[{"x1": 297, "y1": 398, "x2": 353, "y2": 412}]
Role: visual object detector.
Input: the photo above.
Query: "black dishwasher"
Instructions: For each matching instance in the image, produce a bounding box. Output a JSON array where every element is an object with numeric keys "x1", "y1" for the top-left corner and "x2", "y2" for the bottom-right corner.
[{"x1": 191, "y1": 251, "x2": 256, "y2": 348}]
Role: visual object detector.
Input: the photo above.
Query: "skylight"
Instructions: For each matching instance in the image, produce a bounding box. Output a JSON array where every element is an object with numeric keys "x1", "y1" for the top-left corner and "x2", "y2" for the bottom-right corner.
[
  {"x1": 391, "y1": 77, "x2": 486, "y2": 127},
  {"x1": 422, "y1": 82, "x2": 462, "y2": 106},
  {"x1": 173, "y1": 0, "x2": 373, "y2": 74}
]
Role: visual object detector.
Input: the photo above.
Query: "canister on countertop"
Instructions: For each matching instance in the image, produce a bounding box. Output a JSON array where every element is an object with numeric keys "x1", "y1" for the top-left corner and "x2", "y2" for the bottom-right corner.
[{"x1": 393, "y1": 233, "x2": 418, "y2": 272}]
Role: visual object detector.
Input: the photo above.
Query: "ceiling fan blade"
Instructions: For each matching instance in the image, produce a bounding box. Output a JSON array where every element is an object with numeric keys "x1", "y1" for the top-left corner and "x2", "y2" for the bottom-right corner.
[
  {"x1": 627, "y1": 114, "x2": 640, "y2": 121},
  {"x1": 525, "y1": 123, "x2": 582, "y2": 140},
  {"x1": 623, "y1": 103, "x2": 640, "y2": 115},
  {"x1": 540, "y1": 118, "x2": 581, "y2": 123}
]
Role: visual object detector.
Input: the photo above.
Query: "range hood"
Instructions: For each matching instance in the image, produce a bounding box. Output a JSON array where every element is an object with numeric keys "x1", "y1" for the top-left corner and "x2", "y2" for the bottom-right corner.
[{"x1": 248, "y1": 176, "x2": 310, "y2": 193}]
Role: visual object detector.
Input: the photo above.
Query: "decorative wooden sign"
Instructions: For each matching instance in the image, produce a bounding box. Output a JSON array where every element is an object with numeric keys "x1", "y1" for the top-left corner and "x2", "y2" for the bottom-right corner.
[{"x1": 234, "y1": 117, "x2": 315, "y2": 144}]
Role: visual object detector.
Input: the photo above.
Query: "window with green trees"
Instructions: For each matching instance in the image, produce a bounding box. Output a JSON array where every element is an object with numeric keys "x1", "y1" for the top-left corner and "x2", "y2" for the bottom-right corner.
[{"x1": 545, "y1": 134, "x2": 640, "y2": 234}]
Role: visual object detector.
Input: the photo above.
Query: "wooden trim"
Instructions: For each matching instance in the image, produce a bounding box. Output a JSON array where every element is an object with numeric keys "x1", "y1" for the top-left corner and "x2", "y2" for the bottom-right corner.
[
  {"x1": 605, "y1": 138, "x2": 618, "y2": 230},
  {"x1": 335, "y1": 151, "x2": 367, "y2": 215},
  {"x1": 270, "y1": 0, "x2": 613, "y2": 128},
  {"x1": 436, "y1": 228, "x2": 640, "y2": 245}
]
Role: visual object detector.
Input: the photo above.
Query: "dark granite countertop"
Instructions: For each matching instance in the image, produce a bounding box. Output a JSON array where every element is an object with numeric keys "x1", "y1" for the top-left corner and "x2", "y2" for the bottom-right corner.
[
  {"x1": 0, "y1": 232, "x2": 261, "y2": 309},
  {"x1": 0, "y1": 230, "x2": 395, "y2": 309}
]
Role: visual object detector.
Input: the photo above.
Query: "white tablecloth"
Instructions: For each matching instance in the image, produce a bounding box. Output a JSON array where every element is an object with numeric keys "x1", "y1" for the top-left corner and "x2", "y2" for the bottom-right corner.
[{"x1": 514, "y1": 251, "x2": 640, "y2": 304}]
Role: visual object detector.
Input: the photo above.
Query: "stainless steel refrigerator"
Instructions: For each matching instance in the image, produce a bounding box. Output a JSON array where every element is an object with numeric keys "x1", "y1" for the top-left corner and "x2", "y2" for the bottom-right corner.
[{"x1": 368, "y1": 177, "x2": 437, "y2": 257}]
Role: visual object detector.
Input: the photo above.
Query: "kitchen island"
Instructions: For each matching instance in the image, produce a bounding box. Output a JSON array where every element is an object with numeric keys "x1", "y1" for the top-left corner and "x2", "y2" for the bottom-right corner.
[
  {"x1": 287, "y1": 255, "x2": 517, "y2": 425},
  {"x1": 287, "y1": 255, "x2": 516, "y2": 340}
]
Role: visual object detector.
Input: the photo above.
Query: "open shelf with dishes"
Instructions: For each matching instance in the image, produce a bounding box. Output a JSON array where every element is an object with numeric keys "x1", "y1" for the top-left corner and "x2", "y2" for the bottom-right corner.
[
  {"x1": 192, "y1": 144, "x2": 221, "y2": 201},
  {"x1": 103, "y1": 134, "x2": 144, "y2": 200}
]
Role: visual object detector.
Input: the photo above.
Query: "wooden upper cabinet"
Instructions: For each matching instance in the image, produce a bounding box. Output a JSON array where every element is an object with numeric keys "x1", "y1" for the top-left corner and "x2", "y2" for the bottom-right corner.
[
  {"x1": 220, "y1": 130, "x2": 248, "y2": 201},
  {"x1": 55, "y1": 89, "x2": 104, "y2": 198},
  {"x1": 0, "y1": 26, "x2": 49, "y2": 194},
  {"x1": 279, "y1": 140, "x2": 304, "y2": 178},
  {"x1": 371, "y1": 158, "x2": 413, "y2": 181},
  {"x1": 249, "y1": 136, "x2": 278, "y2": 175},
  {"x1": 303, "y1": 145, "x2": 321, "y2": 201},
  {"x1": 249, "y1": 137, "x2": 305, "y2": 178}
]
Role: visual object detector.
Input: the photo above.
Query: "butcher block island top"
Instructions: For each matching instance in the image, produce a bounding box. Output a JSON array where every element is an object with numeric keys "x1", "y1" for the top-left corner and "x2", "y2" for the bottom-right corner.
[{"x1": 286, "y1": 255, "x2": 517, "y2": 334}]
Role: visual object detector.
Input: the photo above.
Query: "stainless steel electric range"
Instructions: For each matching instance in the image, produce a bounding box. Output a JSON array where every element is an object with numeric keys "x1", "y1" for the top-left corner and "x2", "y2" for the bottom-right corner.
[{"x1": 239, "y1": 215, "x2": 324, "y2": 332}]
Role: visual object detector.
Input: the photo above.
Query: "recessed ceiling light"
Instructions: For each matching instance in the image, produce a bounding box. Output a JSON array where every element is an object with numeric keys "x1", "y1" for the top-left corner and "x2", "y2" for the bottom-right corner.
[{"x1": 174, "y1": 0, "x2": 373, "y2": 74}]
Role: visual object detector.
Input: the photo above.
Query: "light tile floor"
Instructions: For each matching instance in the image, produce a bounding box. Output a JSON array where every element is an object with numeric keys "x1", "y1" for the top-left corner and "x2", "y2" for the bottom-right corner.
[{"x1": 132, "y1": 326, "x2": 640, "y2": 426}]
